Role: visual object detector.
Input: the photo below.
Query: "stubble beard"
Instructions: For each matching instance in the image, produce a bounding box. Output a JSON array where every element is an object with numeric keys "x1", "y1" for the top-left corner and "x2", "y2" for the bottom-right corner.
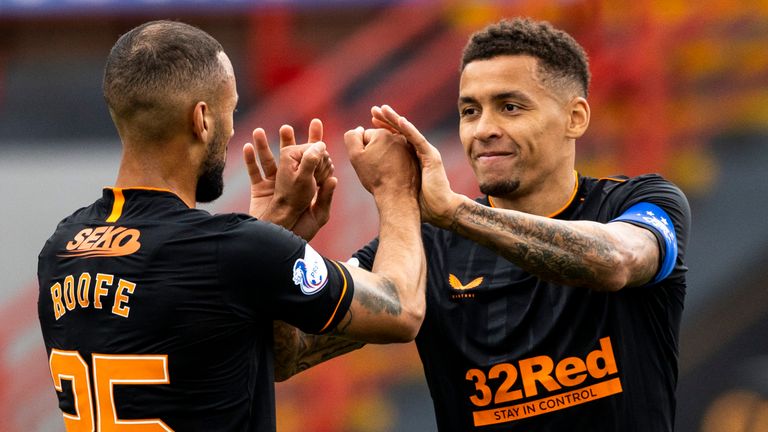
[
  {"x1": 196, "y1": 125, "x2": 227, "y2": 203},
  {"x1": 479, "y1": 178, "x2": 520, "y2": 198}
]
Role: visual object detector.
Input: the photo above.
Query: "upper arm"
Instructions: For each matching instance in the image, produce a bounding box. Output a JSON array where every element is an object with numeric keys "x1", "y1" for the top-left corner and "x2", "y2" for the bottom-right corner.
[
  {"x1": 608, "y1": 196, "x2": 687, "y2": 287},
  {"x1": 603, "y1": 219, "x2": 662, "y2": 287},
  {"x1": 219, "y1": 219, "x2": 354, "y2": 334}
]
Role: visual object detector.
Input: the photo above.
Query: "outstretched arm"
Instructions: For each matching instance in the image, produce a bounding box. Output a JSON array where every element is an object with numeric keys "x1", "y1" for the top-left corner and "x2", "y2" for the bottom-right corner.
[
  {"x1": 439, "y1": 200, "x2": 659, "y2": 291},
  {"x1": 242, "y1": 119, "x2": 361, "y2": 380},
  {"x1": 272, "y1": 127, "x2": 425, "y2": 381},
  {"x1": 334, "y1": 127, "x2": 426, "y2": 341},
  {"x1": 372, "y1": 105, "x2": 660, "y2": 291},
  {"x1": 273, "y1": 128, "x2": 426, "y2": 381}
]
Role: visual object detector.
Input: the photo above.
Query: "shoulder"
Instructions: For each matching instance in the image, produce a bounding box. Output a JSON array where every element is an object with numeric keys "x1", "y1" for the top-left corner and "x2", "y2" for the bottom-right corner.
[
  {"x1": 578, "y1": 174, "x2": 691, "y2": 241},
  {"x1": 38, "y1": 200, "x2": 107, "y2": 259},
  {"x1": 603, "y1": 174, "x2": 692, "y2": 249},
  {"x1": 212, "y1": 212, "x2": 303, "y2": 244},
  {"x1": 214, "y1": 212, "x2": 306, "y2": 256},
  {"x1": 582, "y1": 173, "x2": 688, "y2": 210},
  {"x1": 616, "y1": 174, "x2": 689, "y2": 216}
]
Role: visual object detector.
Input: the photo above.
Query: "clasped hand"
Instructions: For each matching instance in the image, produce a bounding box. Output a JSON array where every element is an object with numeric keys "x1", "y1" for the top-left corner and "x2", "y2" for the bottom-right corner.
[
  {"x1": 370, "y1": 105, "x2": 461, "y2": 227},
  {"x1": 343, "y1": 126, "x2": 419, "y2": 201},
  {"x1": 244, "y1": 118, "x2": 336, "y2": 240},
  {"x1": 244, "y1": 107, "x2": 458, "y2": 237}
]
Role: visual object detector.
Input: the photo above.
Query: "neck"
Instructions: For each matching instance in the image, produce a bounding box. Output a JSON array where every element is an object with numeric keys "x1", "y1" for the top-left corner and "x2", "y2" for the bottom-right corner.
[
  {"x1": 489, "y1": 169, "x2": 578, "y2": 217},
  {"x1": 114, "y1": 141, "x2": 199, "y2": 208}
]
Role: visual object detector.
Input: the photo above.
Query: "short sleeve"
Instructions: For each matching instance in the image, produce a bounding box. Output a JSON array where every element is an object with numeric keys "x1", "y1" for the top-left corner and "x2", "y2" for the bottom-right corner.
[
  {"x1": 612, "y1": 202, "x2": 677, "y2": 283},
  {"x1": 609, "y1": 175, "x2": 691, "y2": 283},
  {"x1": 219, "y1": 217, "x2": 354, "y2": 334}
]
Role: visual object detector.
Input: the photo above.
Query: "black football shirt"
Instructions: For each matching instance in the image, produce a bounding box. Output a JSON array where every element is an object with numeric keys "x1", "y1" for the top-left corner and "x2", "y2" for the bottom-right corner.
[
  {"x1": 38, "y1": 187, "x2": 353, "y2": 431},
  {"x1": 354, "y1": 173, "x2": 690, "y2": 431}
]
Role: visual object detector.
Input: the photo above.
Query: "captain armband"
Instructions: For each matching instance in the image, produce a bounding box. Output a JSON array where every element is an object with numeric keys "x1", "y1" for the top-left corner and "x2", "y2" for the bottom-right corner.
[{"x1": 612, "y1": 202, "x2": 678, "y2": 283}]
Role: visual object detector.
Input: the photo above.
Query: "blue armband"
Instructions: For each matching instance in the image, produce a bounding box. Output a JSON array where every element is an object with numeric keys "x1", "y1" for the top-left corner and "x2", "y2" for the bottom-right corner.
[{"x1": 612, "y1": 202, "x2": 677, "y2": 284}]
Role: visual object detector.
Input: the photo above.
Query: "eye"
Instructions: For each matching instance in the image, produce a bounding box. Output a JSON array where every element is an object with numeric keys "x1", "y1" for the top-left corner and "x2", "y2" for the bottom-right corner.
[
  {"x1": 460, "y1": 107, "x2": 478, "y2": 117},
  {"x1": 502, "y1": 103, "x2": 519, "y2": 113}
]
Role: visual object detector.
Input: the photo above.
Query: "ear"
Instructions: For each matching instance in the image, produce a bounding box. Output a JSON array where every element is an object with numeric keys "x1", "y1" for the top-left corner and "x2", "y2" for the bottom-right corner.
[
  {"x1": 565, "y1": 96, "x2": 590, "y2": 139},
  {"x1": 192, "y1": 101, "x2": 210, "y2": 143}
]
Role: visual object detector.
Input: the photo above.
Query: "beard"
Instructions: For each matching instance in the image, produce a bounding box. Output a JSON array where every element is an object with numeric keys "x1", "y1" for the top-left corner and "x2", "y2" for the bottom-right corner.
[
  {"x1": 479, "y1": 178, "x2": 520, "y2": 197},
  {"x1": 196, "y1": 123, "x2": 227, "y2": 203}
]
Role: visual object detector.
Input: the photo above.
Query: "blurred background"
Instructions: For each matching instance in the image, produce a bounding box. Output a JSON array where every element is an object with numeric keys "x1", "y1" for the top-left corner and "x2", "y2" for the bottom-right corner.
[{"x1": 1, "y1": 0, "x2": 767, "y2": 430}]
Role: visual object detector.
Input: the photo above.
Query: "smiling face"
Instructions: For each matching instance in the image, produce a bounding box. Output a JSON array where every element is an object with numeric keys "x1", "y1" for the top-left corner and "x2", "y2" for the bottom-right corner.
[{"x1": 458, "y1": 55, "x2": 578, "y2": 202}]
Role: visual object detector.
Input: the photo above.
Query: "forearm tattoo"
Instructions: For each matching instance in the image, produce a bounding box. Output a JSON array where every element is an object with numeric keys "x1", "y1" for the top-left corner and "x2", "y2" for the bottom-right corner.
[
  {"x1": 273, "y1": 321, "x2": 299, "y2": 381},
  {"x1": 273, "y1": 317, "x2": 365, "y2": 380},
  {"x1": 356, "y1": 277, "x2": 401, "y2": 316},
  {"x1": 295, "y1": 330, "x2": 365, "y2": 374},
  {"x1": 455, "y1": 203, "x2": 616, "y2": 285}
]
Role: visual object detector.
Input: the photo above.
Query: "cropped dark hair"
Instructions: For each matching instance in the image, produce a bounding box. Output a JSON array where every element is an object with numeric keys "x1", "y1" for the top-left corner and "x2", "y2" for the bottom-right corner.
[
  {"x1": 103, "y1": 20, "x2": 227, "y2": 138},
  {"x1": 461, "y1": 18, "x2": 590, "y2": 97}
]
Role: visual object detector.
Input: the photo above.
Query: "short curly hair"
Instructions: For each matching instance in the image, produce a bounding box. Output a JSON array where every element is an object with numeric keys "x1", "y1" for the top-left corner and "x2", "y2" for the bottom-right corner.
[{"x1": 461, "y1": 18, "x2": 590, "y2": 98}]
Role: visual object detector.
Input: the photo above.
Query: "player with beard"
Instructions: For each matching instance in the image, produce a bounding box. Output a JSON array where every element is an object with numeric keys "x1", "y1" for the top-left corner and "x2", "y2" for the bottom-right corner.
[
  {"x1": 195, "y1": 116, "x2": 228, "y2": 203},
  {"x1": 272, "y1": 18, "x2": 691, "y2": 431},
  {"x1": 37, "y1": 20, "x2": 426, "y2": 431}
]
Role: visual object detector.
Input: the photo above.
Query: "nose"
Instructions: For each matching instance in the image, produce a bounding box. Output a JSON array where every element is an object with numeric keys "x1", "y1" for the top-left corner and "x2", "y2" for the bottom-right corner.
[{"x1": 473, "y1": 112, "x2": 502, "y2": 142}]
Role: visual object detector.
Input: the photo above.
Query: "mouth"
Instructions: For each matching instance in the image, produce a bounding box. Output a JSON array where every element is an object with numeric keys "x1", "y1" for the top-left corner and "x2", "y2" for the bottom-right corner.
[{"x1": 474, "y1": 151, "x2": 515, "y2": 163}]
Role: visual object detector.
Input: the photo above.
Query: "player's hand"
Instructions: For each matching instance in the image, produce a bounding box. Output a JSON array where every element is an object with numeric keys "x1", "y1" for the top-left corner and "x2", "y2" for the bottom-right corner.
[
  {"x1": 343, "y1": 126, "x2": 419, "y2": 201},
  {"x1": 371, "y1": 105, "x2": 461, "y2": 227},
  {"x1": 243, "y1": 119, "x2": 336, "y2": 240},
  {"x1": 272, "y1": 120, "x2": 337, "y2": 241},
  {"x1": 243, "y1": 128, "x2": 278, "y2": 219}
]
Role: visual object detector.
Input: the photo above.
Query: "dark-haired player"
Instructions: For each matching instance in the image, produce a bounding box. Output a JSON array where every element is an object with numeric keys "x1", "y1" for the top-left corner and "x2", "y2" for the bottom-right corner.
[
  {"x1": 37, "y1": 20, "x2": 425, "y2": 431},
  {"x1": 276, "y1": 17, "x2": 691, "y2": 431}
]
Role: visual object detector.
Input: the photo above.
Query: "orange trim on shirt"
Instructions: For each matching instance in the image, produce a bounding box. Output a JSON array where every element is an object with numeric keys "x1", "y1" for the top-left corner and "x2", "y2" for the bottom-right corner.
[
  {"x1": 546, "y1": 170, "x2": 580, "y2": 218},
  {"x1": 106, "y1": 188, "x2": 125, "y2": 223},
  {"x1": 104, "y1": 186, "x2": 187, "y2": 210},
  {"x1": 487, "y1": 170, "x2": 579, "y2": 218},
  {"x1": 319, "y1": 261, "x2": 349, "y2": 333},
  {"x1": 598, "y1": 176, "x2": 627, "y2": 183}
]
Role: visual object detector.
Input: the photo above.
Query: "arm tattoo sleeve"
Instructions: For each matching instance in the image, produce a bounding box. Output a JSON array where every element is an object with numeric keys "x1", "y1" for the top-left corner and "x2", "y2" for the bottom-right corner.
[
  {"x1": 295, "y1": 330, "x2": 366, "y2": 374},
  {"x1": 455, "y1": 202, "x2": 617, "y2": 285},
  {"x1": 273, "y1": 318, "x2": 365, "y2": 381},
  {"x1": 273, "y1": 321, "x2": 300, "y2": 381}
]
